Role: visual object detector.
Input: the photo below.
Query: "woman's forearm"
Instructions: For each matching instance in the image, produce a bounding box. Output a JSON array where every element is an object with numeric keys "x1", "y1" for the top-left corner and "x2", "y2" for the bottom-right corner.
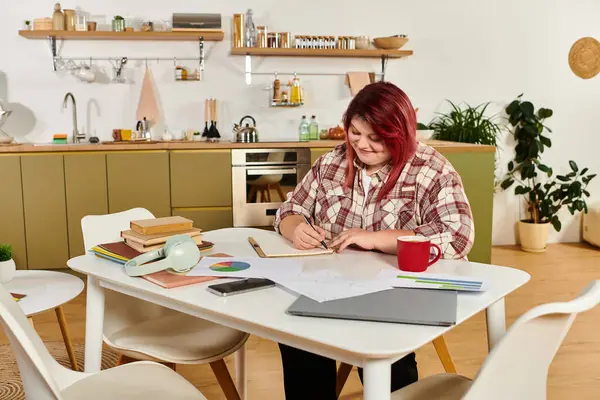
[
  {"x1": 373, "y1": 230, "x2": 415, "y2": 254},
  {"x1": 279, "y1": 214, "x2": 305, "y2": 242}
]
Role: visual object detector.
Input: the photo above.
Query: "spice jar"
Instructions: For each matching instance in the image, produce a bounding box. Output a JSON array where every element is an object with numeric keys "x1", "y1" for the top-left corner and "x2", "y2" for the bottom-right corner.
[
  {"x1": 257, "y1": 26, "x2": 268, "y2": 47},
  {"x1": 280, "y1": 32, "x2": 291, "y2": 48},
  {"x1": 267, "y1": 32, "x2": 278, "y2": 48},
  {"x1": 356, "y1": 35, "x2": 370, "y2": 49}
]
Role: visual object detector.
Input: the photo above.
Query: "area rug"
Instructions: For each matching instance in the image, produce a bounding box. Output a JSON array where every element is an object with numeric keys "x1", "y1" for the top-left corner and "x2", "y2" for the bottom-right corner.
[{"x1": 0, "y1": 342, "x2": 119, "y2": 399}]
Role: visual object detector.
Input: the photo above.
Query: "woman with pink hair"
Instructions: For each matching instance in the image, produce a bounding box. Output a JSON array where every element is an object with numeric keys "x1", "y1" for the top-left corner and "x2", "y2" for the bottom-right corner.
[{"x1": 274, "y1": 82, "x2": 474, "y2": 398}]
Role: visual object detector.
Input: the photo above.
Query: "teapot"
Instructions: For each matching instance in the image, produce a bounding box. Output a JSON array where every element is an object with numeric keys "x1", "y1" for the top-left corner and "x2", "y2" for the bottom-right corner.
[{"x1": 233, "y1": 115, "x2": 258, "y2": 143}]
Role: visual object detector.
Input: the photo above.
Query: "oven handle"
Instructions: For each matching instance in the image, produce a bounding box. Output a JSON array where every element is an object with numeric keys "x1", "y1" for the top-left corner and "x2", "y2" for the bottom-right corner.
[{"x1": 247, "y1": 168, "x2": 297, "y2": 176}]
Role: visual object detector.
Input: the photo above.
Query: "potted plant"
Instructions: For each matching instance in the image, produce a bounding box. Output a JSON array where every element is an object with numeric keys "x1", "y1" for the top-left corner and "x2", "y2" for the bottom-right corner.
[
  {"x1": 0, "y1": 244, "x2": 16, "y2": 283},
  {"x1": 23, "y1": 20, "x2": 32, "y2": 31},
  {"x1": 424, "y1": 100, "x2": 501, "y2": 146},
  {"x1": 500, "y1": 94, "x2": 596, "y2": 252}
]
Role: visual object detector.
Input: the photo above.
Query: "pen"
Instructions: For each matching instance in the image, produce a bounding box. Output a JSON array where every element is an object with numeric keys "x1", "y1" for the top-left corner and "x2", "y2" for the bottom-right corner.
[{"x1": 302, "y1": 215, "x2": 328, "y2": 250}]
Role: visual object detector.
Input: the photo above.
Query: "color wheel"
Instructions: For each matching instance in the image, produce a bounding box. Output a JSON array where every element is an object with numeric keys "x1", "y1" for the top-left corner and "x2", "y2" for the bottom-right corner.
[{"x1": 209, "y1": 261, "x2": 251, "y2": 272}]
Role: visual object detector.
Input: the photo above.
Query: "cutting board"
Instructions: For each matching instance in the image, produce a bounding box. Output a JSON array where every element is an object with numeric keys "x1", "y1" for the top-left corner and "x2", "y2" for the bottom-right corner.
[{"x1": 136, "y1": 67, "x2": 161, "y2": 125}]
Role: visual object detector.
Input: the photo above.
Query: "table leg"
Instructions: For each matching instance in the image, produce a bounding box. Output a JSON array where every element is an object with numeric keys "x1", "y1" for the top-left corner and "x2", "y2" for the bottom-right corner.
[
  {"x1": 84, "y1": 276, "x2": 105, "y2": 373},
  {"x1": 362, "y1": 359, "x2": 391, "y2": 400},
  {"x1": 55, "y1": 306, "x2": 78, "y2": 371},
  {"x1": 485, "y1": 298, "x2": 506, "y2": 351},
  {"x1": 234, "y1": 344, "x2": 247, "y2": 400}
]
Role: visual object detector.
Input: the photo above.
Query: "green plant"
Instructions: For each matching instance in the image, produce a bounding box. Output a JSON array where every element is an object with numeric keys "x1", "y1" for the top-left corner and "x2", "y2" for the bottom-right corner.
[
  {"x1": 500, "y1": 94, "x2": 596, "y2": 231},
  {"x1": 425, "y1": 100, "x2": 501, "y2": 145},
  {"x1": 114, "y1": 15, "x2": 124, "y2": 20},
  {"x1": 0, "y1": 244, "x2": 12, "y2": 262}
]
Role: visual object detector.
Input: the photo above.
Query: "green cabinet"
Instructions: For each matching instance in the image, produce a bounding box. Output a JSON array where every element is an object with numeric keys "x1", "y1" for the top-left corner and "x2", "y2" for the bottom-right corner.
[
  {"x1": 170, "y1": 150, "x2": 232, "y2": 207},
  {"x1": 21, "y1": 154, "x2": 69, "y2": 269},
  {"x1": 174, "y1": 208, "x2": 233, "y2": 232},
  {"x1": 106, "y1": 151, "x2": 171, "y2": 218},
  {"x1": 442, "y1": 150, "x2": 495, "y2": 264},
  {"x1": 64, "y1": 153, "x2": 109, "y2": 256},
  {"x1": 310, "y1": 148, "x2": 332, "y2": 166},
  {"x1": 0, "y1": 156, "x2": 27, "y2": 269}
]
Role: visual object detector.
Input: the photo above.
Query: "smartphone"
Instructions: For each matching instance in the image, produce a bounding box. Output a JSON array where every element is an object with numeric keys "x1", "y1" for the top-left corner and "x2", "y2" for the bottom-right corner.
[{"x1": 207, "y1": 278, "x2": 276, "y2": 297}]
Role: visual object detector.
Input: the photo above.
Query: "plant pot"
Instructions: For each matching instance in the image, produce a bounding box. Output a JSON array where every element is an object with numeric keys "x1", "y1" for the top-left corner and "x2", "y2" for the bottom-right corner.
[
  {"x1": 112, "y1": 19, "x2": 125, "y2": 32},
  {"x1": 518, "y1": 220, "x2": 550, "y2": 253},
  {"x1": 0, "y1": 258, "x2": 16, "y2": 283}
]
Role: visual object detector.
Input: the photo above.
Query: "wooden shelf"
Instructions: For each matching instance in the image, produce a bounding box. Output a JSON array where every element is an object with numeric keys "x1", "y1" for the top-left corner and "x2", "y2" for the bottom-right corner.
[
  {"x1": 19, "y1": 30, "x2": 224, "y2": 41},
  {"x1": 230, "y1": 47, "x2": 412, "y2": 58}
]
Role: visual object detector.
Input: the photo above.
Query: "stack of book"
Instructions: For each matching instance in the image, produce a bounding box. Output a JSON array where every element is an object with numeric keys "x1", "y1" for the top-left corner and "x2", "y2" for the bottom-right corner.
[{"x1": 121, "y1": 216, "x2": 204, "y2": 253}]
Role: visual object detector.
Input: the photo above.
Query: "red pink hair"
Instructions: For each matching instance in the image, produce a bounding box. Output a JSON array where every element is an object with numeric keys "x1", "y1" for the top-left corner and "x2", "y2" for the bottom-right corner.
[{"x1": 342, "y1": 82, "x2": 418, "y2": 202}]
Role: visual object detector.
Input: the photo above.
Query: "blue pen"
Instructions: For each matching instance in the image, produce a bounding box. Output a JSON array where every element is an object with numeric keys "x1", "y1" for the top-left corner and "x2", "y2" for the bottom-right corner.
[{"x1": 302, "y1": 215, "x2": 328, "y2": 249}]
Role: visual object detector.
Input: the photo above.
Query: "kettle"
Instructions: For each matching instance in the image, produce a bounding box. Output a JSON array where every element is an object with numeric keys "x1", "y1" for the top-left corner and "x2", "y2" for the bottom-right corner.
[
  {"x1": 136, "y1": 117, "x2": 151, "y2": 140},
  {"x1": 233, "y1": 115, "x2": 258, "y2": 143}
]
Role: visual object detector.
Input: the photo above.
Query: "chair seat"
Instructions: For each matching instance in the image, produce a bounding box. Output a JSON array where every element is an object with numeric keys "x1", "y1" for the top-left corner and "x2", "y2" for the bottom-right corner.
[
  {"x1": 61, "y1": 361, "x2": 206, "y2": 399},
  {"x1": 391, "y1": 374, "x2": 472, "y2": 400},
  {"x1": 107, "y1": 313, "x2": 248, "y2": 363}
]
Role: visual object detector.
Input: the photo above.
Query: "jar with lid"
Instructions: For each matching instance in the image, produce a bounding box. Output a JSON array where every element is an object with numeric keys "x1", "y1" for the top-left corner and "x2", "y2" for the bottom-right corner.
[
  {"x1": 356, "y1": 35, "x2": 370, "y2": 49},
  {"x1": 64, "y1": 9, "x2": 75, "y2": 31},
  {"x1": 257, "y1": 26, "x2": 268, "y2": 48},
  {"x1": 280, "y1": 32, "x2": 291, "y2": 48},
  {"x1": 267, "y1": 32, "x2": 278, "y2": 48},
  {"x1": 75, "y1": 7, "x2": 87, "y2": 31},
  {"x1": 52, "y1": 3, "x2": 65, "y2": 30},
  {"x1": 348, "y1": 37, "x2": 356, "y2": 50}
]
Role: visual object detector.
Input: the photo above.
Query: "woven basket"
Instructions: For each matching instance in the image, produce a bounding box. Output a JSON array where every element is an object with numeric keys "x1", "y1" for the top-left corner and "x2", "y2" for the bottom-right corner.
[{"x1": 569, "y1": 37, "x2": 600, "y2": 79}]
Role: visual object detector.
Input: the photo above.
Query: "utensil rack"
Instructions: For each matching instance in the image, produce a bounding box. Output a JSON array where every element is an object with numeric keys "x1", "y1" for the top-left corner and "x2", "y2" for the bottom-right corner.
[
  {"x1": 46, "y1": 36, "x2": 206, "y2": 73},
  {"x1": 232, "y1": 47, "x2": 411, "y2": 85}
]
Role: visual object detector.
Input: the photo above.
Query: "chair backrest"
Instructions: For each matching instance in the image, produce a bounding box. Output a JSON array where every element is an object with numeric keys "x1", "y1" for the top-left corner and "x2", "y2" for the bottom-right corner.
[
  {"x1": 0, "y1": 283, "x2": 63, "y2": 400},
  {"x1": 81, "y1": 208, "x2": 154, "y2": 250},
  {"x1": 464, "y1": 280, "x2": 600, "y2": 400}
]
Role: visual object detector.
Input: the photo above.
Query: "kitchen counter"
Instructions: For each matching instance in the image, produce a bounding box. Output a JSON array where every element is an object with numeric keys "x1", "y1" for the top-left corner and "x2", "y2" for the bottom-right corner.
[{"x1": 0, "y1": 139, "x2": 495, "y2": 153}]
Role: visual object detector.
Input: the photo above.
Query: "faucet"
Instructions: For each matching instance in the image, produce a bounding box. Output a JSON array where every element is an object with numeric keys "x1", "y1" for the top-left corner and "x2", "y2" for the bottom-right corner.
[{"x1": 63, "y1": 92, "x2": 85, "y2": 143}]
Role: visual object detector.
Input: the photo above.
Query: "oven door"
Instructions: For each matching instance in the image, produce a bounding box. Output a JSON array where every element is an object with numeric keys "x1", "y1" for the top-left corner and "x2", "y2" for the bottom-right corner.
[{"x1": 232, "y1": 149, "x2": 310, "y2": 227}]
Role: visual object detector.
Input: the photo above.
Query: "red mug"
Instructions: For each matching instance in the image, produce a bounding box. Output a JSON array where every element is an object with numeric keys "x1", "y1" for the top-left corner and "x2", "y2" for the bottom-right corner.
[{"x1": 396, "y1": 236, "x2": 442, "y2": 272}]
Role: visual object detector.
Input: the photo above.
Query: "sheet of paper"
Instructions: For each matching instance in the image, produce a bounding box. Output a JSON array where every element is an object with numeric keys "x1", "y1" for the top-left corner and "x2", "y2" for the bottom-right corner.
[
  {"x1": 187, "y1": 256, "x2": 304, "y2": 280},
  {"x1": 378, "y1": 270, "x2": 485, "y2": 292}
]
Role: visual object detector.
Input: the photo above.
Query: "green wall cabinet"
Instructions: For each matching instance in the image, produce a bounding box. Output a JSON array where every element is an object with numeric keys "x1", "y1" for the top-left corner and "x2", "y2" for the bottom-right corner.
[
  {"x1": 442, "y1": 151, "x2": 495, "y2": 264},
  {"x1": 64, "y1": 153, "x2": 109, "y2": 257},
  {"x1": 107, "y1": 151, "x2": 171, "y2": 218},
  {"x1": 21, "y1": 154, "x2": 69, "y2": 269},
  {"x1": 0, "y1": 156, "x2": 27, "y2": 269},
  {"x1": 174, "y1": 208, "x2": 233, "y2": 232},
  {"x1": 170, "y1": 150, "x2": 232, "y2": 207}
]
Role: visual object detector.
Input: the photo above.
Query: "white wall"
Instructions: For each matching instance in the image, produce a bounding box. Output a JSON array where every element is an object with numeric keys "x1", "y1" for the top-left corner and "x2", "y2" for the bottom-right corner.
[{"x1": 2, "y1": 0, "x2": 599, "y2": 245}]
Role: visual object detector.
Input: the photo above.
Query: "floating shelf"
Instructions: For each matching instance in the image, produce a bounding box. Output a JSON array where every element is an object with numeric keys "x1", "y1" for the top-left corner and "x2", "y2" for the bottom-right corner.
[
  {"x1": 230, "y1": 47, "x2": 413, "y2": 58},
  {"x1": 19, "y1": 30, "x2": 224, "y2": 41}
]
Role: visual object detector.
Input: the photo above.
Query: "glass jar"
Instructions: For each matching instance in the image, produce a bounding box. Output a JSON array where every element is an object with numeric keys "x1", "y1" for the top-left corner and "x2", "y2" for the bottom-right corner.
[
  {"x1": 280, "y1": 32, "x2": 291, "y2": 48},
  {"x1": 64, "y1": 9, "x2": 75, "y2": 31},
  {"x1": 257, "y1": 26, "x2": 268, "y2": 48},
  {"x1": 356, "y1": 35, "x2": 370, "y2": 49},
  {"x1": 267, "y1": 32, "x2": 278, "y2": 48}
]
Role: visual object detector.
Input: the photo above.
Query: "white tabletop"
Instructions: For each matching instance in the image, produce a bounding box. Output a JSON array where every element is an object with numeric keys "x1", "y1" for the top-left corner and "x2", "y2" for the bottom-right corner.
[
  {"x1": 68, "y1": 228, "x2": 530, "y2": 361},
  {"x1": 5, "y1": 270, "x2": 84, "y2": 316}
]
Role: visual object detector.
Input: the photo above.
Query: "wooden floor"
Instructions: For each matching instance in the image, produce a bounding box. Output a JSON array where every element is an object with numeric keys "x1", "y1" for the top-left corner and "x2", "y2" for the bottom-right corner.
[{"x1": 1, "y1": 243, "x2": 599, "y2": 399}]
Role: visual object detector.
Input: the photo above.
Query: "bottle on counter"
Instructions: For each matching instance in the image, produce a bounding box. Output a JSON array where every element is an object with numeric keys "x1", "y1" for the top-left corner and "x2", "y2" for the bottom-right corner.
[
  {"x1": 244, "y1": 9, "x2": 257, "y2": 47},
  {"x1": 309, "y1": 116, "x2": 319, "y2": 140},
  {"x1": 299, "y1": 116, "x2": 310, "y2": 142},
  {"x1": 52, "y1": 3, "x2": 65, "y2": 31}
]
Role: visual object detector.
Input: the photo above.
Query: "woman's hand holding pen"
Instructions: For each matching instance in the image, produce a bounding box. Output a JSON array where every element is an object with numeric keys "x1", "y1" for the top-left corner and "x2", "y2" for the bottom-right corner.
[{"x1": 292, "y1": 221, "x2": 327, "y2": 250}]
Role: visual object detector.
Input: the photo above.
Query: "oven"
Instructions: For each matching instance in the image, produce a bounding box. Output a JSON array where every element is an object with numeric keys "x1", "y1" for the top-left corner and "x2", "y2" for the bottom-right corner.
[{"x1": 232, "y1": 148, "x2": 311, "y2": 227}]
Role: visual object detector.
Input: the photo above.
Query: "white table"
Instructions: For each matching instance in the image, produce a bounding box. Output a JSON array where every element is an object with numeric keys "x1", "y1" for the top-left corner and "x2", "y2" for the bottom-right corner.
[
  {"x1": 68, "y1": 228, "x2": 530, "y2": 400},
  {"x1": 5, "y1": 270, "x2": 84, "y2": 370}
]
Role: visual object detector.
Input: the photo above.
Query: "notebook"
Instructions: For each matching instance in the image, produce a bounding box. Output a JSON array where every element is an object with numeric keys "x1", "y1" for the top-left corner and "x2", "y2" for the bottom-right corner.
[
  {"x1": 89, "y1": 242, "x2": 221, "y2": 289},
  {"x1": 287, "y1": 288, "x2": 457, "y2": 327},
  {"x1": 248, "y1": 237, "x2": 333, "y2": 258}
]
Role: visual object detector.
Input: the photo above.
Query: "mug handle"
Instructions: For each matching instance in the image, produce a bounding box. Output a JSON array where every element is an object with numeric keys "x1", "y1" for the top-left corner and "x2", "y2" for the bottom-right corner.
[{"x1": 427, "y1": 243, "x2": 442, "y2": 266}]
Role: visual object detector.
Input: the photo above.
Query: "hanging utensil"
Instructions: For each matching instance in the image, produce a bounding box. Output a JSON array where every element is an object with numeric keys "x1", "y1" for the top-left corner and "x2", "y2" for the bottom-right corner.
[{"x1": 202, "y1": 99, "x2": 210, "y2": 139}]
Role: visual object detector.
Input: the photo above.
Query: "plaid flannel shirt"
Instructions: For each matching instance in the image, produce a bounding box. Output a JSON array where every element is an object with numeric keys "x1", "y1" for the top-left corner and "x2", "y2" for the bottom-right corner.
[{"x1": 274, "y1": 143, "x2": 475, "y2": 259}]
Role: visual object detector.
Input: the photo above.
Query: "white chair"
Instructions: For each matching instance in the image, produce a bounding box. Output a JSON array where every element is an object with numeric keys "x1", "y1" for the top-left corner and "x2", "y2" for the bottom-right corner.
[
  {"x1": 391, "y1": 280, "x2": 600, "y2": 400},
  {"x1": 81, "y1": 208, "x2": 248, "y2": 400},
  {"x1": 0, "y1": 282, "x2": 207, "y2": 400}
]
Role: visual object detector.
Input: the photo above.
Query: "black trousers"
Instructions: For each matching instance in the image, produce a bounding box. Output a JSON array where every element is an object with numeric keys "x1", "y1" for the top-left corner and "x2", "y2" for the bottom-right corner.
[{"x1": 278, "y1": 343, "x2": 418, "y2": 400}]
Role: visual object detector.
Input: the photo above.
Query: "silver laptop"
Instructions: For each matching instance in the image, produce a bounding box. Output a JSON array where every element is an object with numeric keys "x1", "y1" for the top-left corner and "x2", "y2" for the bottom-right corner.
[{"x1": 287, "y1": 288, "x2": 457, "y2": 326}]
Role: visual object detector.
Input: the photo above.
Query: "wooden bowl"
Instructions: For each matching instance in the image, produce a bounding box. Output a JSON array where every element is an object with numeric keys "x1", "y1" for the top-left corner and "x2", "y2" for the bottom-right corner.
[{"x1": 373, "y1": 36, "x2": 409, "y2": 50}]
